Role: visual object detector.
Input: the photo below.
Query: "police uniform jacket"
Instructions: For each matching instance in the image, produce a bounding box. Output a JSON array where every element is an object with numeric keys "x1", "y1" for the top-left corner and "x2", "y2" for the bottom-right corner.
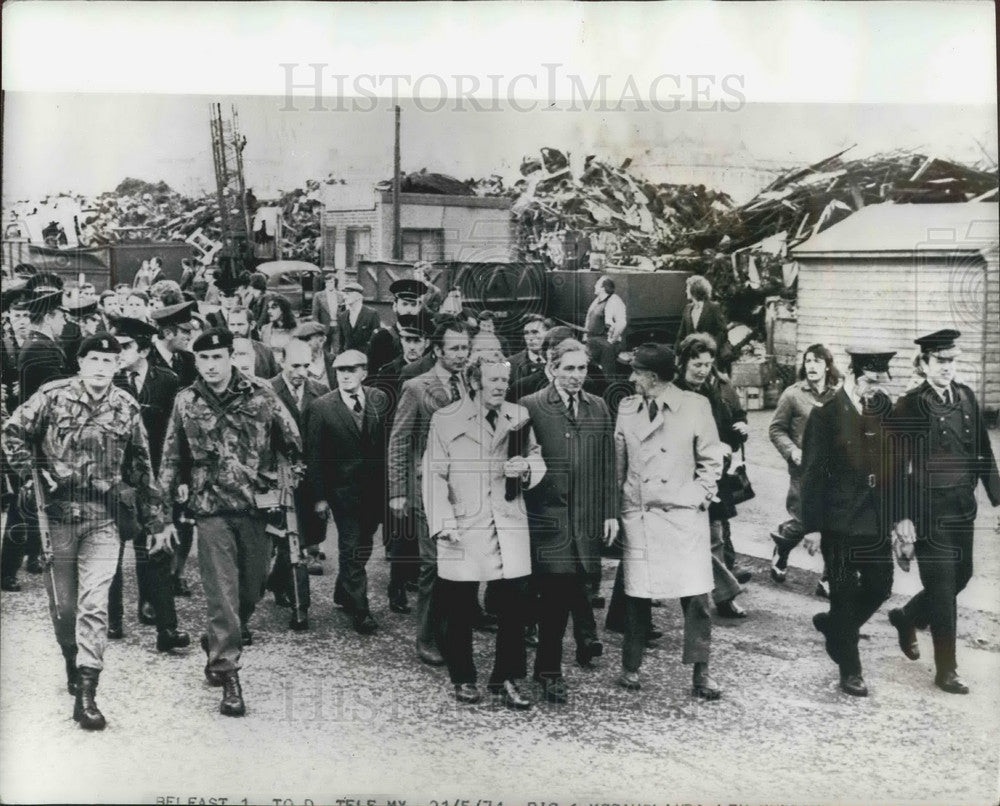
[{"x1": 18, "y1": 329, "x2": 68, "y2": 404}]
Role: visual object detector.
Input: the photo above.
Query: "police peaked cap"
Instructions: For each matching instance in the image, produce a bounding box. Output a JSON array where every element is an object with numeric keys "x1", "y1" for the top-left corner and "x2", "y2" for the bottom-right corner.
[
  {"x1": 151, "y1": 300, "x2": 197, "y2": 329},
  {"x1": 65, "y1": 298, "x2": 100, "y2": 318},
  {"x1": 192, "y1": 328, "x2": 234, "y2": 352},
  {"x1": 110, "y1": 316, "x2": 159, "y2": 340},
  {"x1": 396, "y1": 311, "x2": 434, "y2": 337},
  {"x1": 914, "y1": 329, "x2": 961, "y2": 356},
  {"x1": 390, "y1": 278, "x2": 428, "y2": 301},
  {"x1": 24, "y1": 290, "x2": 65, "y2": 318},
  {"x1": 846, "y1": 348, "x2": 896, "y2": 375}
]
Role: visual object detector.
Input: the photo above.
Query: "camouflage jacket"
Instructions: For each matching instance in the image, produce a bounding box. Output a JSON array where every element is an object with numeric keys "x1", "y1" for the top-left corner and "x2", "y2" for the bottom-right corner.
[
  {"x1": 1, "y1": 376, "x2": 167, "y2": 532},
  {"x1": 159, "y1": 369, "x2": 302, "y2": 516}
]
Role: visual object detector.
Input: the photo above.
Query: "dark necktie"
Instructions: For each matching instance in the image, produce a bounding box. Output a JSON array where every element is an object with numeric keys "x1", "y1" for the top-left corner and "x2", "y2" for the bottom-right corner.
[
  {"x1": 647, "y1": 399, "x2": 658, "y2": 422},
  {"x1": 171, "y1": 352, "x2": 182, "y2": 373},
  {"x1": 126, "y1": 371, "x2": 139, "y2": 398},
  {"x1": 350, "y1": 393, "x2": 362, "y2": 414},
  {"x1": 943, "y1": 388, "x2": 952, "y2": 406},
  {"x1": 448, "y1": 373, "x2": 461, "y2": 403},
  {"x1": 485, "y1": 408, "x2": 498, "y2": 430},
  {"x1": 566, "y1": 394, "x2": 577, "y2": 422}
]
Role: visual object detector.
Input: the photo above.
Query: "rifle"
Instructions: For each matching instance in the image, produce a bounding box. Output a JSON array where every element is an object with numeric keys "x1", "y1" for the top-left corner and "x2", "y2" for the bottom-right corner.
[
  {"x1": 257, "y1": 462, "x2": 306, "y2": 623},
  {"x1": 29, "y1": 466, "x2": 59, "y2": 617}
]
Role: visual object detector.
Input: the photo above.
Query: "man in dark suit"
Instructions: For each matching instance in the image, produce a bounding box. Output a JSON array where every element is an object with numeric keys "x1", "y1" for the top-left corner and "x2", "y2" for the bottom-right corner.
[
  {"x1": 18, "y1": 289, "x2": 70, "y2": 404},
  {"x1": 337, "y1": 281, "x2": 381, "y2": 355},
  {"x1": 311, "y1": 268, "x2": 341, "y2": 355},
  {"x1": 520, "y1": 338, "x2": 618, "y2": 704},
  {"x1": 507, "y1": 314, "x2": 548, "y2": 391},
  {"x1": 367, "y1": 278, "x2": 427, "y2": 375},
  {"x1": 800, "y1": 348, "x2": 898, "y2": 697},
  {"x1": 508, "y1": 325, "x2": 608, "y2": 404},
  {"x1": 887, "y1": 329, "x2": 1000, "y2": 695},
  {"x1": 292, "y1": 321, "x2": 335, "y2": 390},
  {"x1": 674, "y1": 275, "x2": 731, "y2": 370},
  {"x1": 304, "y1": 349, "x2": 389, "y2": 634},
  {"x1": 105, "y1": 317, "x2": 190, "y2": 651},
  {"x1": 388, "y1": 317, "x2": 472, "y2": 664},
  {"x1": 267, "y1": 338, "x2": 329, "y2": 630}
]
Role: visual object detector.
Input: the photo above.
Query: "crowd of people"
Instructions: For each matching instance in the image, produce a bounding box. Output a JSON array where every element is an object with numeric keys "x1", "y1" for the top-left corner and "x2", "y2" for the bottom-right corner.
[{"x1": 1, "y1": 260, "x2": 997, "y2": 731}]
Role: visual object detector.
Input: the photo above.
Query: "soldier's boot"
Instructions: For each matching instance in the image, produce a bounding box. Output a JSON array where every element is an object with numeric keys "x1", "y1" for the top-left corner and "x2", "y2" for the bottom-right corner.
[
  {"x1": 220, "y1": 672, "x2": 246, "y2": 717},
  {"x1": 73, "y1": 667, "x2": 107, "y2": 731},
  {"x1": 61, "y1": 644, "x2": 79, "y2": 696}
]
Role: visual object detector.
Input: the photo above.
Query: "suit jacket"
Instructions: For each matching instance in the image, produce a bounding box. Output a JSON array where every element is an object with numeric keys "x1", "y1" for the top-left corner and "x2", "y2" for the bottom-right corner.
[
  {"x1": 271, "y1": 374, "x2": 329, "y2": 546},
  {"x1": 399, "y1": 352, "x2": 436, "y2": 382},
  {"x1": 303, "y1": 386, "x2": 389, "y2": 530},
  {"x1": 252, "y1": 340, "x2": 279, "y2": 380},
  {"x1": 367, "y1": 325, "x2": 402, "y2": 378},
  {"x1": 388, "y1": 366, "x2": 458, "y2": 506},
  {"x1": 114, "y1": 364, "x2": 179, "y2": 474},
  {"x1": 800, "y1": 387, "x2": 896, "y2": 539},
  {"x1": 311, "y1": 289, "x2": 340, "y2": 328},
  {"x1": 18, "y1": 330, "x2": 68, "y2": 404},
  {"x1": 675, "y1": 300, "x2": 728, "y2": 355},
  {"x1": 519, "y1": 383, "x2": 616, "y2": 575},
  {"x1": 508, "y1": 359, "x2": 608, "y2": 404},
  {"x1": 149, "y1": 344, "x2": 197, "y2": 388},
  {"x1": 337, "y1": 305, "x2": 381, "y2": 354}
]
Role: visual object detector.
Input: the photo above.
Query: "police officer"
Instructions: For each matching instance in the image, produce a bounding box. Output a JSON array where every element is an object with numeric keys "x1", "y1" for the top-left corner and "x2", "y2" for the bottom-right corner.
[
  {"x1": 18, "y1": 289, "x2": 70, "y2": 404},
  {"x1": 888, "y1": 329, "x2": 1000, "y2": 694},
  {"x1": 159, "y1": 328, "x2": 302, "y2": 717},
  {"x1": 367, "y1": 278, "x2": 428, "y2": 374},
  {"x1": 800, "y1": 348, "x2": 897, "y2": 697},
  {"x1": 2, "y1": 334, "x2": 169, "y2": 730}
]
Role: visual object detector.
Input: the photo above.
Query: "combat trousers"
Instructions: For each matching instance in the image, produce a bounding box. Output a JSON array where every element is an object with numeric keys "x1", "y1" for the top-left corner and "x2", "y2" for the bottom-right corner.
[
  {"x1": 533, "y1": 572, "x2": 598, "y2": 680},
  {"x1": 46, "y1": 517, "x2": 120, "y2": 670},
  {"x1": 900, "y1": 487, "x2": 976, "y2": 676},
  {"x1": 437, "y1": 576, "x2": 529, "y2": 686},
  {"x1": 820, "y1": 532, "x2": 894, "y2": 676},
  {"x1": 197, "y1": 514, "x2": 270, "y2": 674},
  {"x1": 622, "y1": 593, "x2": 711, "y2": 672}
]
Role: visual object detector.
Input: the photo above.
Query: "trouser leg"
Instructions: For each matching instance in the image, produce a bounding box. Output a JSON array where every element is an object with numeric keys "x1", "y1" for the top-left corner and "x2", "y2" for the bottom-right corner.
[
  {"x1": 721, "y1": 518, "x2": 737, "y2": 571},
  {"x1": 196, "y1": 516, "x2": 242, "y2": 673},
  {"x1": 234, "y1": 516, "x2": 271, "y2": 629},
  {"x1": 72, "y1": 520, "x2": 121, "y2": 670},
  {"x1": 621, "y1": 595, "x2": 651, "y2": 673},
  {"x1": 534, "y1": 573, "x2": 572, "y2": 680},
  {"x1": 605, "y1": 561, "x2": 627, "y2": 630},
  {"x1": 436, "y1": 578, "x2": 477, "y2": 685},
  {"x1": 710, "y1": 518, "x2": 742, "y2": 604},
  {"x1": 0, "y1": 500, "x2": 28, "y2": 579},
  {"x1": 489, "y1": 577, "x2": 529, "y2": 685},
  {"x1": 107, "y1": 541, "x2": 125, "y2": 625},
  {"x1": 569, "y1": 572, "x2": 598, "y2": 647},
  {"x1": 332, "y1": 509, "x2": 374, "y2": 615},
  {"x1": 679, "y1": 593, "x2": 712, "y2": 664},
  {"x1": 47, "y1": 520, "x2": 82, "y2": 649},
  {"x1": 135, "y1": 530, "x2": 179, "y2": 631},
  {"x1": 414, "y1": 506, "x2": 440, "y2": 647}
]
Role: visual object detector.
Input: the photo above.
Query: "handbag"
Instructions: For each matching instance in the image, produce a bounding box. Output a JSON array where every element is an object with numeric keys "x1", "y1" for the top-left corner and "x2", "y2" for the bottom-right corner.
[{"x1": 725, "y1": 445, "x2": 756, "y2": 506}]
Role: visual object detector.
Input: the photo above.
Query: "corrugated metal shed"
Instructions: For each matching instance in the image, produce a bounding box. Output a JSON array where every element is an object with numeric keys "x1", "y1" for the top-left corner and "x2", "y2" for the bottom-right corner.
[{"x1": 791, "y1": 202, "x2": 1000, "y2": 413}]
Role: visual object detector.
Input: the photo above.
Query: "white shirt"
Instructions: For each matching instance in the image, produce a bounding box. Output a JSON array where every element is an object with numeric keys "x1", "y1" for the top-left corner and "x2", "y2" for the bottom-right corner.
[
  {"x1": 527, "y1": 350, "x2": 544, "y2": 364},
  {"x1": 347, "y1": 302, "x2": 362, "y2": 328},
  {"x1": 153, "y1": 338, "x2": 174, "y2": 366},
  {"x1": 339, "y1": 387, "x2": 365, "y2": 412},
  {"x1": 555, "y1": 385, "x2": 580, "y2": 414},
  {"x1": 132, "y1": 361, "x2": 149, "y2": 394},
  {"x1": 434, "y1": 363, "x2": 467, "y2": 400},
  {"x1": 603, "y1": 293, "x2": 627, "y2": 342},
  {"x1": 690, "y1": 301, "x2": 704, "y2": 329}
]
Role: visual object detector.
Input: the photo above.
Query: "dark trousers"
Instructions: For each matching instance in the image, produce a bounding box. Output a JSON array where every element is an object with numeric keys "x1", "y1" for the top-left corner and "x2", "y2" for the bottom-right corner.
[
  {"x1": 108, "y1": 507, "x2": 177, "y2": 631},
  {"x1": 331, "y1": 508, "x2": 375, "y2": 616},
  {"x1": 1, "y1": 499, "x2": 41, "y2": 579},
  {"x1": 436, "y1": 576, "x2": 529, "y2": 686},
  {"x1": 268, "y1": 537, "x2": 311, "y2": 612},
  {"x1": 622, "y1": 593, "x2": 711, "y2": 672},
  {"x1": 533, "y1": 572, "x2": 597, "y2": 680},
  {"x1": 606, "y1": 561, "x2": 627, "y2": 631},
  {"x1": 900, "y1": 487, "x2": 976, "y2": 675},
  {"x1": 710, "y1": 518, "x2": 742, "y2": 604},
  {"x1": 384, "y1": 508, "x2": 420, "y2": 593},
  {"x1": 820, "y1": 532, "x2": 894, "y2": 676},
  {"x1": 171, "y1": 505, "x2": 195, "y2": 581}
]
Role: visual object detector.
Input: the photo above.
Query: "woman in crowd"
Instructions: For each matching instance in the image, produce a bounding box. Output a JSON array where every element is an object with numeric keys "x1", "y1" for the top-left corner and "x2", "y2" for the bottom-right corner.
[
  {"x1": 259, "y1": 294, "x2": 297, "y2": 357},
  {"x1": 675, "y1": 275, "x2": 732, "y2": 372},
  {"x1": 675, "y1": 333, "x2": 751, "y2": 618},
  {"x1": 768, "y1": 344, "x2": 840, "y2": 594},
  {"x1": 422, "y1": 355, "x2": 545, "y2": 710}
]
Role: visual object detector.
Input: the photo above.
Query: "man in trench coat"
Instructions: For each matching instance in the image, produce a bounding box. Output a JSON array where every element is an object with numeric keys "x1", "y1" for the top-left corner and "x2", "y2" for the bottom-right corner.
[{"x1": 612, "y1": 343, "x2": 724, "y2": 698}]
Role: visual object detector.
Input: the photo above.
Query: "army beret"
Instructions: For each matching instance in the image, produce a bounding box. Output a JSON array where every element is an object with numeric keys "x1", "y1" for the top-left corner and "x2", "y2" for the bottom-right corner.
[
  {"x1": 77, "y1": 334, "x2": 122, "y2": 359},
  {"x1": 151, "y1": 300, "x2": 196, "y2": 329},
  {"x1": 332, "y1": 349, "x2": 368, "y2": 369},
  {"x1": 915, "y1": 329, "x2": 961, "y2": 357},
  {"x1": 110, "y1": 316, "x2": 159, "y2": 340},
  {"x1": 292, "y1": 321, "x2": 326, "y2": 340},
  {"x1": 389, "y1": 278, "x2": 428, "y2": 301},
  {"x1": 192, "y1": 328, "x2": 234, "y2": 352}
]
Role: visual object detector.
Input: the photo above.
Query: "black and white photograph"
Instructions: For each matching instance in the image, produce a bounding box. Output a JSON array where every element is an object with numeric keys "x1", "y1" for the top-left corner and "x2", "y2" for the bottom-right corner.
[{"x1": 2, "y1": 3, "x2": 998, "y2": 805}]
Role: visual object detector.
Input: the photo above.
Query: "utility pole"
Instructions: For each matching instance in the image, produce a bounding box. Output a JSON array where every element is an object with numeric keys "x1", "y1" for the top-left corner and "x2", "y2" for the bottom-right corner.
[{"x1": 392, "y1": 105, "x2": 402, "y2": 260}]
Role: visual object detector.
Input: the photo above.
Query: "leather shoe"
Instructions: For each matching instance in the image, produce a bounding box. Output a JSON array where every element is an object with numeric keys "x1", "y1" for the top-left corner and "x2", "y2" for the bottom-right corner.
[
  {"x1": 306, "y1": 560, "x2": 324, "y2": 576},
  {"x1": 388, "y1": 587, "x2": 411, "y2": 614},
  {"x1": 524, "y1": 625, "x2": 539, "y2": 647},
  {"x1": 692, "y1": 663, "x2": 721, "y2": 700},
  {"x1": 888, "y1": 608, "x2": 920, "y2": 661},
  {"x1": 812, "y1": 612, "x2": 839, "y2": 664},
  {"x1": 815, "y1": 579, "x2": 830, "y2": 599},
  {"x1": 172, "y1": 576, "x2": 192, "y2": 597},
  {"x1": 417, "y1": 640, "x2": 445, "y2": 666},
  {"x1": 200, "y1": 635, "x2": 225, "y2": 686},
  {"x1": 289, "y1": 614, "x2": 309, "y2": 631},
  {"x1": 647, "y1": 628, "x2": 663, "y2": 641},
  {"x1": 839, "y1": 672, "x2": 868, "y2": 697},
  {"x1": 454, "y1": 683, "x2": 482, "y2": 704},
  {"x1": 575, "y1": 640, "x2": 604, "y2": 667},
  {"x1": 353, "y1": 613, "x2": 378, "y2": 635},
  {"x1": 734, "y1": 567, "x2": 752, "y2": 584},
  {"x1": 935, "y1": 670, "x2": 969, "y2": 695},
  {"x1": 156, "y1": 628, "x2": 191, "y2": 652},
  {"x1": 489, "y1": 679, "x2": 531, "y2": 710},
  {"x1": 715, "y1": 599, "x2": 747, "y2": 619},
  {"x1": 25, "y1": 557, "x2": 44, "y2": 575},
  {"x1": 107, "y1": 622, "x2": 124, "y2": 640},
  {"x1": 1, "y1": 576, "x2": 22, "y2": 592},
  {"x1": 617, "y1": 671, "x2": 641, "y2": 691},
  {"x1": 220, "y1": 672, "x2": 246, "y2": 716},
  {"x1": 534, "y1": 676, "x2": 568, "y2": 705},
  {"x1": 138, "y1": 601, "x2": 157, "y2": 625}
]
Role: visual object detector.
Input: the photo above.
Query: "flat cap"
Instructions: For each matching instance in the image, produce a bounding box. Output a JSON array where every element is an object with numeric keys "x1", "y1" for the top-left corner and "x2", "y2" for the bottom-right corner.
[
  {"x1": 631, "y1": 343, "x2": 676, "y2": 381},
  {"x1": 389, "y1": 278, "x2": 428, "y2": 301},
  {"x1": 150, "y1": 300, "x2": 196, "y2": 329},
  {"x1": 192, "y1": 327, "x2": 234, "y2": 352},
  {"x1": 915, "y1": 329, "x2": 961, "y2": 357},
  {"x1": 110, "y1": 316, "x2": 159, "y2": 340},
  {"x1": 291, "y1": 320, "x2": 326, "y2": 340},
  {"x1": 332, "y1": 349, "x2": 368, "y2": 369},
  {"x1": 341, "y1": 281, "x2": 363, "y2": 294},
  {"x1": 77, "y1": 334, "x2": 122, "y2": 359}
]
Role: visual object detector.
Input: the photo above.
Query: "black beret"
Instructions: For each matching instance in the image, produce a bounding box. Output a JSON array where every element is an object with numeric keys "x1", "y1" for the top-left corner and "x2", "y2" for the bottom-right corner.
[
  {"x1": 191, "y1": 327, "x2": 233, "y2": 352},
  {"x1": 77, "y1": 334, "x2": 122, "y2": 359}
]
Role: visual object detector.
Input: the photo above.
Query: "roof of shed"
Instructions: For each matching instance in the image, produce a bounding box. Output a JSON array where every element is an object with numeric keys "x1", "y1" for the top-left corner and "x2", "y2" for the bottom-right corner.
[{"x1": 791, "y1": 202, "x2": 999, "y2": 257}]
